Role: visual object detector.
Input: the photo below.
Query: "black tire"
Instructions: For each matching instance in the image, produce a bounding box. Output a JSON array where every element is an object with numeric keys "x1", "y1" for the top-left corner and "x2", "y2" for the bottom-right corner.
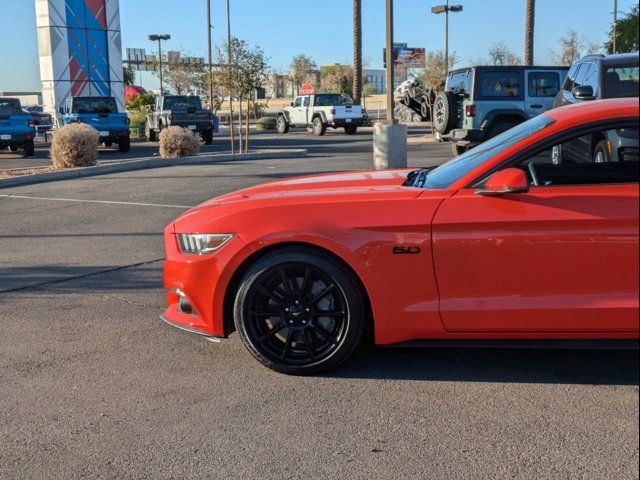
[
  {"x1": 233, "y1": 247, "x2": 366, "y2": 375},
  {"x1": 203, "y1": 130, "x2": 214, "y2": 145},
  {"x1": 344, "y1": 125, "x2": 358, "y2": 135},
  {"x1": 145, "y1": 122, "x2": 156, "y2": 142},
  {"x1": 10, "y1": 145, "x2": 18, "y2": 152},
  {"x1": 486, "y1": 120, "x2": 519, "y2": 140},
  {"x1": 22, "y1": 140, "x2": 35, "y2": 157},
  {"x1": 118, "y1": 136, "x2": 130, "y2": 153},
  {"x1": 420, "y1": 101, "x2": 430, "y2": 121},
  {"x1": 404, "y1": 91, "x2": 413, "y2": 108},
  {"x1": 593, "y1": 140, "x2": 610, "y2": 163},
  {"x1": 104, "y1": 140, "x2": 113, "y2": 147},
  {"x1": 433, "y1": 91, "x2": 457, "y2": 134},
  {"x1": 312, "y1": 117, "x2": 327, "y2": 136},
  {"x1": 276, "y1": 115, "x2": 289, "y2": 134}
]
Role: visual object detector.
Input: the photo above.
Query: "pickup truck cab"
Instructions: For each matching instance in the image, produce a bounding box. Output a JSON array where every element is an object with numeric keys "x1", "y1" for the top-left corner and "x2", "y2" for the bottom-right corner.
[
  {"x1": 0, "y1": 97, "x2": 36, "y2": 157},
  {"x1": 277, "y1": 94, "x2": 363, "y2": 136},
  {"x1": 145, "y1": 95, "x2": 215, "y2": 145},
  {"x1": 58, "y1": 96, "x2": 131, "y2": 152}
]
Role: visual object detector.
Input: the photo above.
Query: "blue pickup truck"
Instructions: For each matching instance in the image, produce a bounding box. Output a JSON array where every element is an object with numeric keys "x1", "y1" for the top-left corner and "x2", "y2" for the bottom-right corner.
[
  {"x1": 0, "y1": 97, "x2": 36, "y2": 157},
  {"x1": 58, "y1": 96, "x2": 130, "y2": 152}
]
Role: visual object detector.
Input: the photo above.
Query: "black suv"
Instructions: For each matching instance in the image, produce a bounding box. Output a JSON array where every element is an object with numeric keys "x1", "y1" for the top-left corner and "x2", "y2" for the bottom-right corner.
[
  {"x1": 554, "y1": 53, "x2": 639, "y2": 106},
  {"x1": 435, "y1": 65, "x2": 569, "y2": 155},
  {"x1": 552, "y1": 53, "x2": 639, "y2": 165}
]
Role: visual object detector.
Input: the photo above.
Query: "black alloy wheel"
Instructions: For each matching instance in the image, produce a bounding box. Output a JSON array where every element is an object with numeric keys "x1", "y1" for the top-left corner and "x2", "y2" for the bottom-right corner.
[{"x1": 234, "y1": 249, "x2": 365, "y2": 375}]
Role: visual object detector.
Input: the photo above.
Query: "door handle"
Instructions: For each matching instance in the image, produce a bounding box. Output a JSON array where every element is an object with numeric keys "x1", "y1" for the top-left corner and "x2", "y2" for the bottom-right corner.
[{"x1": 530, "y1": 104, "x2": 543, "y2": 109}]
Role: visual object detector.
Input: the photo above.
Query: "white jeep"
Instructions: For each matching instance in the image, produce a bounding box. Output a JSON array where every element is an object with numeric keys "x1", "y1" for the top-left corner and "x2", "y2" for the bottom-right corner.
[{"x1": 277, "y1": 94, "x2": 364, "y2": 136}]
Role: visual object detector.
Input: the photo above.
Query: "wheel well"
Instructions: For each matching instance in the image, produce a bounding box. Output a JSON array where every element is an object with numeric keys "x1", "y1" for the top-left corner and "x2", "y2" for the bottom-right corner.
[
  {"x1": 312, "y1": 113, "x2": 325, "y2": 122},
  {"x1": 222, "y1": 242, "x2": 374, "y2": 337}
]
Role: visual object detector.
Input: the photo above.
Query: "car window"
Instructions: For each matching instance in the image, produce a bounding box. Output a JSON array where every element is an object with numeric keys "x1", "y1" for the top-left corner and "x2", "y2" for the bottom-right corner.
[
  {"x1": 563, "y1": 63, "x2": 579, "y2": 91},
  {"x1": 293, "y1": 97, "x2": 302, "y2": 107},
  {"x1": 0, "y1": 98, "x2": 22, "y2": 115},
  {"x1": 163, "y1": 96, "x2": 202, "y2": 110},
  {"x1": 583, "y1": 64, "x2": 600, "y2": 96},
  {"x1": 303, "y1": 96, "x2": 310, "y2": 107},
  {"x1": 516, "y1": 126, "x2": 639, "y2": 186},
  {"x1": 528, "y1": 72, "x2": 560, "y2": 97},
  {"x1": 604, "y1": 65, "x2": 639, "y2": 99},
  {"x1": 314, "y1": 94, "x2": 343, "y2": 106},
  {"x1": 478, "y1": 71, "x2": 520, "y2": 97},
  {"x1": 446, "y1": 70, "x2": 472, "y2": 94},
  {"x1": 71, "y1": 97, "x2": 118, "y2": 114},
  {"x1": 572, "y1": 64, "x2": 589, "y2": 88},
  {"x1": 421, "y1": 114, "x2": 556, "y2": 189}
]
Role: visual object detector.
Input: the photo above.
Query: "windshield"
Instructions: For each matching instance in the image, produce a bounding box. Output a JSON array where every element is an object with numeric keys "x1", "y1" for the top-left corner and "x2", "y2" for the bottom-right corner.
[
  {"x1": 0, "y1": 98, "x2": 23, "y2": 115},
  {"x1": 421, "y1": 115, "x2": 556, "y2": 189},
  {"x1": 604, "y1": 65, "x2": 639, "y2": 99},
  {"x1": 72, "y1": 97, "x2": 118, "y2": 114},
  {"x1": 164, "y1": 96, "x2": 202, "y2": 110}
]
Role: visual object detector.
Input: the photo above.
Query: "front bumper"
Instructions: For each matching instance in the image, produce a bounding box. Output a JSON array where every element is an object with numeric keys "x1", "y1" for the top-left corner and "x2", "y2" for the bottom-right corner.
[
  {"x1": 160, "y1": 313, "x2": 224, "y2": 343},
  {"x1": 162, "y1": 225, "x2": 249, "y2": 338},
  {"x1": 440, "y1": 128, "x2": 485, "y2": 145}
]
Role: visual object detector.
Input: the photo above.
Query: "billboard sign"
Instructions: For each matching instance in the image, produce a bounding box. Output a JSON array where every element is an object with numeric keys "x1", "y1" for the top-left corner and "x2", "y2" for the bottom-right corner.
[{"x1": 383, "y1": 46, "x2": 426, "y2": 68}]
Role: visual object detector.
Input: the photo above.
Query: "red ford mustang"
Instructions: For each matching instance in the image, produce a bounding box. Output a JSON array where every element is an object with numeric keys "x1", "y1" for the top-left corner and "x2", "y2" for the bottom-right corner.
[{"x1": 162, "y1": 98, "x2": 639, "y2": 374}]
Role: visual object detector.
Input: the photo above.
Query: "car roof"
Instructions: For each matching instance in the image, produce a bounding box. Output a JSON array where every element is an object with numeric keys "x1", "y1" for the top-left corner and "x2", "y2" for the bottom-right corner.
[
  {"x1": 448, "y1": 65, "x2": 569, "y2": 74},
  {"x1": 545, "y1": 97, "x2": 639, "y2": 124},
  {"x1": 580, "y1": 52, "x2": 639, "y2": 65}
]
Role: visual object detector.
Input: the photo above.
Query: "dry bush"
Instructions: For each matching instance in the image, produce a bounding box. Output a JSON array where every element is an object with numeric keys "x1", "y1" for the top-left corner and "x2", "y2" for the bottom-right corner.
[
  {"x1": 51, "y1": 123, "x2": 99, "y2": 169},
  {"x1": 159, "y1": 126, "x2": 201, "y2": 158}
]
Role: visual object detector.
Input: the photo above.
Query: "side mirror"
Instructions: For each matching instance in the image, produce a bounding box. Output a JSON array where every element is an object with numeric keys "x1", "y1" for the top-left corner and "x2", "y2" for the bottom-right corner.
[
  {"x1": 572, "y1": 85, "x2": 596, "y2": 101},
  {"x1": 58, "y1": 107, "x2": 64, "y2": 114},
  {"x1": 290, "y1": 102, "x2": 295, "y2": 107},
  {"x1": 477, "y1": 168, "x2": 529, "y2": 196}
]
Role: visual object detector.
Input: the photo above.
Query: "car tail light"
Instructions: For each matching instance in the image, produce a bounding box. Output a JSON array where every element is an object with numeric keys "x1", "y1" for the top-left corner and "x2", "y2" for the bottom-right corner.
[
  {"x1": 118, "y1": 131, "x2": 129, "y2": 137},
  {"x1": 208, "y1": 113, "x2": 213, "y2": 120},
  {"x1": 28, "y1": 119, "x2": 37, "y2": 128},
  {"x1": 206, "y1": 124, "x2": 213, "y2": 130},
  {"x1": 25, "y1": 133, "x2": 34, "y2": 140},
  {"x1": 465, "y1": 105, "x2": 477, "y2": 117}
]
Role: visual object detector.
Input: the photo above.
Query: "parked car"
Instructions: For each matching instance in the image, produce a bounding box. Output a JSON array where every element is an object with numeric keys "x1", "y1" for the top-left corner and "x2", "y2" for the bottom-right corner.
[
  {"x1": 277, "y1": 94, "x2": 363, "y2": 136},
  {"x1": 145, "y1": 95, "x2": 215, "y2": 145},
  {"x1": 23, "y1": 106, "x2": 53, "y2": 128},
  {"x1": 0, "y1": 97, "x2": 36, "y2": 157},
  {"x1": 58, "y1": 96, "x2": 131, "y2": 152},
  {"x1": 399, "y1": 79, "x2": 436, "y2": 120},
  {"x1": 161, "y1": 98, "x2": 638, "y2": 375},
  {"x1": 434, "y1": 65, "x2": 569, "y2": 155},
  {"x1": 551, "y1": 53, "x2": 639, "y2": 165}
]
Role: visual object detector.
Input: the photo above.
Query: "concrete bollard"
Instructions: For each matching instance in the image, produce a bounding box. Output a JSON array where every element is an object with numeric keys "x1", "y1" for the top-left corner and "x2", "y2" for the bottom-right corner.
[{"x1": 373, "y1": 122, "x2": 408, "y2": 170}]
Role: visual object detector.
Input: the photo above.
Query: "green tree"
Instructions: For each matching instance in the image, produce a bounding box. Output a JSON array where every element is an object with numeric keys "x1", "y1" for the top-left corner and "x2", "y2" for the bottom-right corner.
[
  {"x1": 320, "y1": 64, "x2": 354, "y2": 97},
  {"x1": 290, "y1": 54, "x2": 317, "y2": 94},
  {"x1": 605, "y1": 4, "x2": 639, "y2": 54},
  {"x1": 488, "y1": 42, "x2": 523, "y2": 66},
  {"x1": 123, "y1": 65, "x2": 135, "y2": 86}
]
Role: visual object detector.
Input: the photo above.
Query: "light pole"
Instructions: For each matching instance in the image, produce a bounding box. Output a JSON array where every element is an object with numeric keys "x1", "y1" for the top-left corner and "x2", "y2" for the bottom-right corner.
[
  {"x1": 226, "y1": 0, "x2": 235, "y2": 154},
  {"x1": 613, "y1": 0, "x2": 618, "y2": 54},
  {"x1": 207, "y1": 0, "x2": 214, "y2": 109},
  {"x1": 385, "y1": 0, "x2": 395, "y2": 124},
  {"x1": 431, "y1": 1, "x2": 463, "y2": 73},
  {"x1": 148, "y1": 34, "x2": 171, "y2": 94}
]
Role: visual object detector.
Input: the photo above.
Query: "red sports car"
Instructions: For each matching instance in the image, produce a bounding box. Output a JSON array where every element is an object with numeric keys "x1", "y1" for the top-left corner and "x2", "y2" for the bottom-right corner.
[{"x1": 162, "y1": 98, "x2": 639, "y2": 374}]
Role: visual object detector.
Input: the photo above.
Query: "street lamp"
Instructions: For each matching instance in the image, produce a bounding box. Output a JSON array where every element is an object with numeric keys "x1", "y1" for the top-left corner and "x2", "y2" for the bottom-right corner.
[
  {"x1": 431, "y1": 1, "x2": 463, "y2": 74},
  {"x1": 148, "y1": 34, "x2": 171, "y2": 94}
]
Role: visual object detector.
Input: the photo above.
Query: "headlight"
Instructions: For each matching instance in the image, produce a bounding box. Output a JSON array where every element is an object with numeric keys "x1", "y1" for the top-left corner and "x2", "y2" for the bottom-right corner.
[{"x1": 177, "y1": 233, "x2": 234, "y2": 255}]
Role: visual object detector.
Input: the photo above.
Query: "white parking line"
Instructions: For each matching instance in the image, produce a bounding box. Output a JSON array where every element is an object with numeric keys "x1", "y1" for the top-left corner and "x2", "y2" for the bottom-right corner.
[{"x1": 0, "y1": 194, "x2": 194, "y2": 209}]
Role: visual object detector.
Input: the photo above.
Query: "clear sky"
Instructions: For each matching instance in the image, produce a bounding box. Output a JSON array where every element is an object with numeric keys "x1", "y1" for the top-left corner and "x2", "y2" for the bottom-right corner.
[{"x1": 0, "y1": 0, "x2": 636, "y2": 92}]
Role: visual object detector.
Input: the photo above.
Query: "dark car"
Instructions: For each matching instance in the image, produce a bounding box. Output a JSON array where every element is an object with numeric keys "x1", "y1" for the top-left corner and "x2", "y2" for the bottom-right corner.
[
  {"x1": 145, "y1": 95, "x2": 216, "y2": 145},
  {"x1": 23, "y1": 106, "x2": 53, "y2": 128},
  {"x1": 0, "y1": 97, "x2": 36, "y2": 157},
  {"x1": 552, "y1": 53, "x2": 639, "y2": 164}
]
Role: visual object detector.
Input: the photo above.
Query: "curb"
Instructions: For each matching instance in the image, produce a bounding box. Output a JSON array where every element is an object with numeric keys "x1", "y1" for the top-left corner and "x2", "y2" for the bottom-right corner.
[{"x1": 0, "y1": 149, "x2": 307, "y2": 189}]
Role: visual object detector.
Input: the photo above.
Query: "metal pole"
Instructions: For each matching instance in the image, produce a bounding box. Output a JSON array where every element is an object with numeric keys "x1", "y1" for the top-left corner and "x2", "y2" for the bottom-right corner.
[
  {"x1": 525, "y1": 0, "x2": 535, "y2": 65},
  {"x1": 444, "y1": 0, "x2": 449, "y2": 73},
  {"x1": 385, "y1": 0, "x2": 395, "y2": 124},
  {"x1": 226, "y1": 0, "x2": 235, "y2": 154},
  {"x1": 207, "y1": 0, "x2": 214, "y2": 109},
  {"x1": 613, "y1": 0, "x2": 618, "y2": 54},
  {"x1": 158, "y1": 40, "x2": 164, "y2": 94}
]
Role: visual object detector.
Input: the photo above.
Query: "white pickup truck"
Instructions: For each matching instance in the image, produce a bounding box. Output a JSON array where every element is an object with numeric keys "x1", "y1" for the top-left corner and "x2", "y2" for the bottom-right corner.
[{"x1": 277, "y1": 94, "x2": 364, "y2": 136}]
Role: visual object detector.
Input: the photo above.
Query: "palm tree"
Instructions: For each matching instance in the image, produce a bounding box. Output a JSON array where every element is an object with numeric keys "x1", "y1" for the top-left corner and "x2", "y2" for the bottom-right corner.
[
  {"x1": 525, "y1": 0, "x2": 535, "y2": 65},
  {"x1": 353, "y1": 0, "x2": 363, "y2": 105}
]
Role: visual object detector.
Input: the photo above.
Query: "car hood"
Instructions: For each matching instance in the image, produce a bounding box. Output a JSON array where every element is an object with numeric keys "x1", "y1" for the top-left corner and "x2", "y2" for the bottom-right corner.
[{"x1": 201, "y1": 169, "x2": 417, "y2": 206}]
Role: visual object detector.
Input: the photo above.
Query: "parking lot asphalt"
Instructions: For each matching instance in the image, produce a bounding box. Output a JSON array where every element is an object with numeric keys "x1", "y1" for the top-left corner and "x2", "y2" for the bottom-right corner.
[{"x1": 0, "y1": 136, "x2": 638, "y2": 479}]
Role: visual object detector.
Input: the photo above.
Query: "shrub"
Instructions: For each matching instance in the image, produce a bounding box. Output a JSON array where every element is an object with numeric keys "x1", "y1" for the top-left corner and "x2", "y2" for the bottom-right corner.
[
  {"x1": 256, "y1": 116, "x2": 277, "y2": 130},
  {"x1": 50, "y1": 123, "x2": 99, "y2": 169},
  {"x1": 159, "y1": 126, "x2": 201, "y2": 158}
]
